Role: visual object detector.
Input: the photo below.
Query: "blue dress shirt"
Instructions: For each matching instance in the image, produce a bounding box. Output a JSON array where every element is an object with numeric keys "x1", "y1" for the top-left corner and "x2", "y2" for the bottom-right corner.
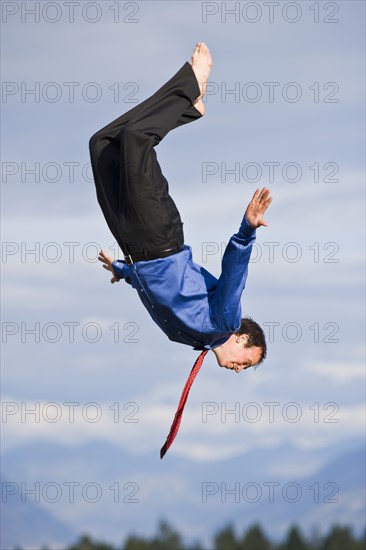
[{"x1": 112, "y1": 214, "x2": 256, "y2": 350}]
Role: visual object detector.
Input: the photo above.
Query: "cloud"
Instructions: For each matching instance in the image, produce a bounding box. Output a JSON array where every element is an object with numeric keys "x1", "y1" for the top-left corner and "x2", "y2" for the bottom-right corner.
[
  {"x1": 307, "y1": 361, "x2": 365, "y2": 384},
  {"x1": 2, "y1": 392, "x2": 364, "y2": 463}
]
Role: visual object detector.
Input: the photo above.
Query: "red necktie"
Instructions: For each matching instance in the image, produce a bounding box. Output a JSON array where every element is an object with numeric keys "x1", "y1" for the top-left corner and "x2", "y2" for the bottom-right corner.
[{"x1": 160, "y1": 350, "x2": 209, "y2": 459}]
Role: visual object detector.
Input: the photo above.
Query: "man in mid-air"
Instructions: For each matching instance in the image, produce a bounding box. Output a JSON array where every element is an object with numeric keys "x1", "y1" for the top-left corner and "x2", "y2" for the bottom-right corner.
[{"x1": 89, "y1": 43, "x2": 273, "y2": 457}]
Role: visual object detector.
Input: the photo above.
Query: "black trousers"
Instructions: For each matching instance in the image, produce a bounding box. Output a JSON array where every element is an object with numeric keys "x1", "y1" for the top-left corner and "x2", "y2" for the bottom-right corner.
[{"x1": 89, "y1": 61, "x2": 202, "y2": 257}]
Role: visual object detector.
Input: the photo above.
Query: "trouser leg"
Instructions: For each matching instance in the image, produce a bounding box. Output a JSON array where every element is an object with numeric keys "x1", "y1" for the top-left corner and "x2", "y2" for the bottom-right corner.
[{"x1": 89, "y1": 61, "x2": 202, "y2": 255}]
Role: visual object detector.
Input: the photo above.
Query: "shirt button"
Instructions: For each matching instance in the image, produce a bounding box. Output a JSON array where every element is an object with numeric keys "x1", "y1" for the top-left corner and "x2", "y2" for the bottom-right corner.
[
  {"x1": 140, "y1": 288, "x2": 144, "y2": 292},
  {"x1": 151, "y1": 305, "x2": 154, "y2": 309}
]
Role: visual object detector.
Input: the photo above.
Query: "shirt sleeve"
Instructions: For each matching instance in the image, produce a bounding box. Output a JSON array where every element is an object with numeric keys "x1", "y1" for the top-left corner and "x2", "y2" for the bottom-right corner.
[
  {"x1": 111, "y1": 260, "x2": 132, "y2": 285},
  {"x1": 208, "y1": 214, "x2": 256, "y2": 332}
]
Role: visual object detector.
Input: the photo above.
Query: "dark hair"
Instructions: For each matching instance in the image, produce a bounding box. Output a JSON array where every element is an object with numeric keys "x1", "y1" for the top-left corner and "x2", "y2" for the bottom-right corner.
[{"x1": 235, "y1": 317, "x2": 267, "y2": 364}]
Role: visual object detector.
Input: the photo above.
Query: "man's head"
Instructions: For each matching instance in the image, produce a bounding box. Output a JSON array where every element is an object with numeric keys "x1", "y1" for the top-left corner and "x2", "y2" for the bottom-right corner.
[{"x1": 212, "y1": 317, "x2": 267, "y2": 373}]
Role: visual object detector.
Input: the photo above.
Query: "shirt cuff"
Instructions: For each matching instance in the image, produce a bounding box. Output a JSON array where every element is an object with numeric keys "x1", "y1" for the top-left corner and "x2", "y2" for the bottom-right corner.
[
  {"x1": 239, "y1": 214, "x2": 257, "y2": 237},
  {"x1": 111, "y1": 260, "x2": 128, "y2": 280}
]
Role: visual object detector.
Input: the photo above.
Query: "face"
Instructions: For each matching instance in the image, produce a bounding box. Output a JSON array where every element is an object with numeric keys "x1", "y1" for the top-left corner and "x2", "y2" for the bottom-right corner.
[{"x1": 214, "y1": 334, "x2": 263, "y2": 373}]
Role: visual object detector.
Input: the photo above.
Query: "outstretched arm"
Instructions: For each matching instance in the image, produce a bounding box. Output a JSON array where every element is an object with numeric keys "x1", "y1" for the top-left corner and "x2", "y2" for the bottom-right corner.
[{"x1": 209, "y1": 187, "x2": 273, "y2": 332}]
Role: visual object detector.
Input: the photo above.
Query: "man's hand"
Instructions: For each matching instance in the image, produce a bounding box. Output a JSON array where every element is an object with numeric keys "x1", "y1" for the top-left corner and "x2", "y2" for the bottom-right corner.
[
  {"x1": 98, "y1": 249, "x2": 119, "y2": 284},
  {"x1": 245, "y1": 187, "x2": 273, "y2": 229}
]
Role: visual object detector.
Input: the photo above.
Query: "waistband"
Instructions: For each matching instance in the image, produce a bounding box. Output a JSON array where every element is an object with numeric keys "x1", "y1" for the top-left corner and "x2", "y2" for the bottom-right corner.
[{"x1": 123, "y1": 242, "x2": 184, "y2": 265}]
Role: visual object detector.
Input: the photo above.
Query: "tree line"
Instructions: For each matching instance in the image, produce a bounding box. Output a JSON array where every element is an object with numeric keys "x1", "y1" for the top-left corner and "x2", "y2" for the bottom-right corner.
[
  {"x1": 66, "y1": 521, "x2": 366, "y2": 550},
  {"x1": 14, "y1": 521, "x2": 366, "y2": 550}
]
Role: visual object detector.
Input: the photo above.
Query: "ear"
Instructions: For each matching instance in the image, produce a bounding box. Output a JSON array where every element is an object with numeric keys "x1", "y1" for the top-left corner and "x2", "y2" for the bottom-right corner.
[{"x1": 239, "y1": 333, "x2": 249, "y2": 345}]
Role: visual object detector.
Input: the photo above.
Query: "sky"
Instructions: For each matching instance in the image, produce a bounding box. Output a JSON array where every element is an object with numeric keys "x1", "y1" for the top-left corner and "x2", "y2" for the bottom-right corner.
[{"x1": 1, "y1": 0, "x2": 365, "y2": 542}]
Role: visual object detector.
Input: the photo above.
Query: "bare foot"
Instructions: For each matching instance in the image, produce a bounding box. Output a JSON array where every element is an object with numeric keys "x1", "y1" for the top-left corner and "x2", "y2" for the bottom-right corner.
[
  {"x1": 193, "y1": 97, "x2": 205, "y2": 116},
  {"x1": 190, "y1": 42, "x2": 212, "y2": 101}
]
